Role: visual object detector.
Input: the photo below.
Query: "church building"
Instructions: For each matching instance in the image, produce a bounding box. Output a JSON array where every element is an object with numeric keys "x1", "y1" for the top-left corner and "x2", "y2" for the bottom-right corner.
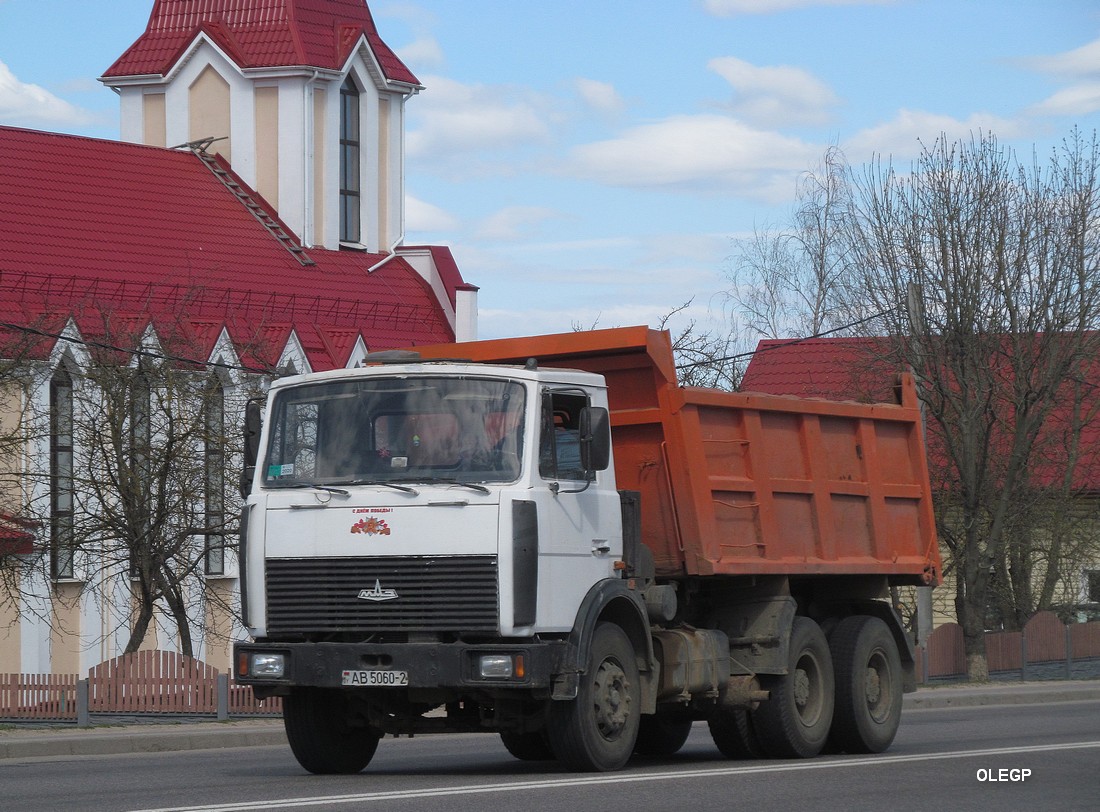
[{"x1": 0, "y1": 0, "x2": 475, "y2": 675}]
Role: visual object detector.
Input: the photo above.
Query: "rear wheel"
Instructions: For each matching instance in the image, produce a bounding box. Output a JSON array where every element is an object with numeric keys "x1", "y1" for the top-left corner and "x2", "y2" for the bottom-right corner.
[
  {"x1": 708, "y1": 707, "x2": 765, "y2": 759},
  {"x1": 546, "y1": 622, "x2": 641, "y2": 771},
  {"x1": 283, "y1": 687, "x2": 381, "y2": 774},
  {"x1": 499, "y1": 730, "x2": 555, "y2": 761},
  {"x1": 752, "y1": 617, "x2": 834, "y2": 758},
  {"x1": 828, "y1": 615, "x2": 903, "y2": 753},
  {"x1": 634, "y1": 708, "x2": 693, "y2": 756}
]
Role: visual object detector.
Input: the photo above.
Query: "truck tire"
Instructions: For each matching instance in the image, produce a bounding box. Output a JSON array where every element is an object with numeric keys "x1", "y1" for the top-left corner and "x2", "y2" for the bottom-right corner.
[
  {"x1": 828, "y1": 615, "x2": 903, "y2": 753},
  {"x1": 546, "y1": 622, "x2": 641, "y2": 771},
  {"x1": 707, "y1": 707, "x2": 765, "y2": 759},
  {"x1": 634, "y1": 708, "x2": 693, "y2": 756},
  {"x1": 752, "y1": 617, "x2": 834, "y2": 759},
  {"x1": 283, "y1": 687, "x2": 382, "y2": 774},
  {"x1": 499, "y1": 730, "x2": 555, "y2": 761}
]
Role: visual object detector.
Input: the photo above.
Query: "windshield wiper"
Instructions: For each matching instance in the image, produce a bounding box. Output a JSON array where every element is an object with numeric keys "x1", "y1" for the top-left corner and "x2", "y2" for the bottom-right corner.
[
  {"x1": 421, "y1": 478, "x2": 491, "y2": 494},
  {"x1": 343, "y1": 479, "x2": 419, "y2": 494},
  {"x1": 268, "y1": 482, "x2": 350, "y2": 496}
]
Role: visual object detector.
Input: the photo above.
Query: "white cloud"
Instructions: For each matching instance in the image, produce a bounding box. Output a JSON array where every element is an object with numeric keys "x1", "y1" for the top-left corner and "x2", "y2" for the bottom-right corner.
[
  {"x1": 405, "y1": 194, "x2": 459, "y2": 233},
  {"x1": 1028, "y1": 83, "x2": 1100, "y2": 118},
  {"x1": 396, "y1": 36, "x2": 445, "y2": 70},
  {"x1": 475, "y1": 206, "x2": 563, "y2": 241},
  {"x1": 1025, "y1": 37, "x2": 1100, "y2": 79},
  {"x1": 407, "y1": 75, "x2": 555, "y2": 169},
  {"x1": 843, "y1": 108, "x2": 1026, "y2": 163},
  {"x1": 574, "y1": 78, "x2": 625, "y2": 116},
  {"x1": 708, "y1": 56, "x2": 839, "y2": 126},
  {"x1": 704, "y1": 0, "x2": 891, "y2": 15},
  {"x1": 564, "y1": 114, "x2": 819, "y2": 199},
  {"x1": 398, "y1": 36, "x2": 444, "y2": 69},
  {"x1": 0, "y1": 59, "x2": 94, "y2": 127},
  {"x1": 1023, "y1": 37, "x2": 1100, "y2": 118}
]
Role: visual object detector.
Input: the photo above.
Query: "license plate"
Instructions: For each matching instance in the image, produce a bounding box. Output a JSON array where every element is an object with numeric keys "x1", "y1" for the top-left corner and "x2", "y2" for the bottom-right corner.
[{"x1": 341, "y1": 669, "x2": 408, "y2": 687}]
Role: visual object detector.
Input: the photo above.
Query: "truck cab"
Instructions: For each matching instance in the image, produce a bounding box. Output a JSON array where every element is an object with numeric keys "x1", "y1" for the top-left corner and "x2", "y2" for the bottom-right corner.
[{"x1": 236, "y1": 356, "x2": 659, "y2": 772}]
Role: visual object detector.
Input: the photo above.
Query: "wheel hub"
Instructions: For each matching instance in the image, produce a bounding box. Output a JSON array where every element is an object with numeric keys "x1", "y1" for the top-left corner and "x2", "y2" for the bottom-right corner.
[
  {"x1": 864, "y1": 667, "x2": 882, "y2": 705},
  {"x1": 593, "y1": 661, "x2": 631, "y2": 739}
]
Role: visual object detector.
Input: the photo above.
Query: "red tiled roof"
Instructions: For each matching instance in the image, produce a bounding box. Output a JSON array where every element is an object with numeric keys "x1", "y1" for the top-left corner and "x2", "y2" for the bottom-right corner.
[
  {"x1": 102, "y1": 0, "x2": 419, "y2": 85},
  {"x1": 0, "y1": 125, "x2": 456, "y2": 371},
  {"x1": 741, "y1": 336, "x2": 1100, "y2": 493},
  {"x1": 740, "y1": 337, "x2": 899, "y2": 403}
]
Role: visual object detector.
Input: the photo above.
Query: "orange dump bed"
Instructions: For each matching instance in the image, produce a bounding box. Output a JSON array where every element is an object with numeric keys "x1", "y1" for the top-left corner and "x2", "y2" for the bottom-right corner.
[{"x1": 412, "y1": 327, "x2": 941, "y2": 585}]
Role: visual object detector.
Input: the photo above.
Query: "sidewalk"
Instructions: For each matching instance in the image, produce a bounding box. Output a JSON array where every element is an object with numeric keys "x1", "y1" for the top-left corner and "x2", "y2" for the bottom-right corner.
[{"x1": 2, "y1": 680, "x2": 1098, "y2": 761}]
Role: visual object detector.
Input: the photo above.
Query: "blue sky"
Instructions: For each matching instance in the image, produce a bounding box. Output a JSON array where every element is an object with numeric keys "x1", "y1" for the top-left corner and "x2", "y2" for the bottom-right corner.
[{"x1": 2, "y1": 0, "x2": 1099, "y2": 341}]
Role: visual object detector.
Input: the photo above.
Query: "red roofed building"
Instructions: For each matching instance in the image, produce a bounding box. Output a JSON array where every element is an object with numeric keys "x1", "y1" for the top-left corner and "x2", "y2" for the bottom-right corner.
[
  {"x1": 0, "y1": 0, "x2": 477, "y2": 675},
  {"x1": 742, "y1": 336, "x2": 1100, "y2": 625}
]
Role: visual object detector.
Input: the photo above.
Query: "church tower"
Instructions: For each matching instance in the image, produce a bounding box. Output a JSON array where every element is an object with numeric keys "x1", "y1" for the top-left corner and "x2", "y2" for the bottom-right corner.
[{"x1": 100, "y1": 0, "x2": 420, "y2": 256}]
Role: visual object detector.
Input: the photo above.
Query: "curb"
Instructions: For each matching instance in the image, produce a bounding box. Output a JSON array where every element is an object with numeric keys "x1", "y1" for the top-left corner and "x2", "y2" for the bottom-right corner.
[
  {"x1": 2, "y1": 682, "x2": 1098, "y2": 760},
  {"x1": 0, "y1": 721, "x2": 286, "y2": 761},
  {"x1": 902, "y1": 680, "x2": 1100, "y2": 710}
]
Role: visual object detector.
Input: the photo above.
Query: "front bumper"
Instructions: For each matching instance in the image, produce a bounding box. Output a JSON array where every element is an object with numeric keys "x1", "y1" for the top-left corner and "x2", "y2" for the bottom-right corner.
[{"x1": 234, "y1": 639, "x2": 571, "y2": 694}]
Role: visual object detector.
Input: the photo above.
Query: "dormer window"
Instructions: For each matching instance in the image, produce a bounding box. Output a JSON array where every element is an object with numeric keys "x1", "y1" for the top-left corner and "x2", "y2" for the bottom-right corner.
[{"x1": 340, "y1": 77, "x2": 361, "y2": 244}]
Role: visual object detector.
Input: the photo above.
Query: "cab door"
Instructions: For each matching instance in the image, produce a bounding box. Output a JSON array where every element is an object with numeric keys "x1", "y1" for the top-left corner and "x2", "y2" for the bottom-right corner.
[{"x1": 530, "y1": 388, "x2": 621, "y2": 631}]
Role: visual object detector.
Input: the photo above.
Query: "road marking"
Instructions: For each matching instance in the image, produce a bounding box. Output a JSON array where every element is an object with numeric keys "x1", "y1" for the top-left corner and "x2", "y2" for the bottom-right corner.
[{"x1": 129, "y1": 740, "x2": 1100, "y2": 812}]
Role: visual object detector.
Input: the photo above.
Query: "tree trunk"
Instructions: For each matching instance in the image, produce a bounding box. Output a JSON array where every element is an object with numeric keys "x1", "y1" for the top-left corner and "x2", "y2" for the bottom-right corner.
[{"x1": 125, "y1": 602, "x2": 154, "y2": 654}]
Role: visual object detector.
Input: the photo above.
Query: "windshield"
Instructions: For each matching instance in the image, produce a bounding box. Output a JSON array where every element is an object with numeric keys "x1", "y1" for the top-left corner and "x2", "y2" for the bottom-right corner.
[{"x1": 263, "y1": 376, "x2": 526, "y2": 487}]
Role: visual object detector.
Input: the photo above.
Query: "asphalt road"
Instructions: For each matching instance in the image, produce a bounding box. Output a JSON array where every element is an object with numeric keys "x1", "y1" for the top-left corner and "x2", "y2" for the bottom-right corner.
[{"x1": 2, "y1": 698, "x2": 1099, "y2": 812}]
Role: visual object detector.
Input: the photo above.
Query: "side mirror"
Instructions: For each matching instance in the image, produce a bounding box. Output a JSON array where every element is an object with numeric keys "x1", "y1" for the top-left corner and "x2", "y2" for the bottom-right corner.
[
  {"x1": 239, "y1": 398, "x2": 263, "y2": 498},
  {"x1": 579, "y1": 406, "x2": 611, "y2": 472}
]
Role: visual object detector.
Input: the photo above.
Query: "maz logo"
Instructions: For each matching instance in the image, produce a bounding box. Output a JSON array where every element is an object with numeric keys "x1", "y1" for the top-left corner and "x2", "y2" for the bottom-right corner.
[{"x1": 357, "y1": 580, "x2": 398, "y2": 602}]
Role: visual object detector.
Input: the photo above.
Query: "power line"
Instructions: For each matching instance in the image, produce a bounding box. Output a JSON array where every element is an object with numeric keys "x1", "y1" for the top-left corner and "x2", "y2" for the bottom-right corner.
[
  {"x1": 675, "y1": 306, "x2": 899, "y2": 371},
  {"x1": 0, "y1": 320, "x2": 275, "y2": 375}
]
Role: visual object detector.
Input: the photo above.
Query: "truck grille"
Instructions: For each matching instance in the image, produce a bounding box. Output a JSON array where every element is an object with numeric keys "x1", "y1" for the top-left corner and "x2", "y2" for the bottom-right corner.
[{"x1": 265, "y1": 556, "x2": 499, "y2": 634}]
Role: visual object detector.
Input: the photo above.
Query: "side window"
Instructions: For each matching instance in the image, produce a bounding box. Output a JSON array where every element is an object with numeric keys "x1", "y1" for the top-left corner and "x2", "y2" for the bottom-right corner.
[
  {"x1": 539, "y1": 392, "x2": 586, "y2": 480},
  {"x1": 267, "y1": 401, "x2": 319, "y2": 480}
]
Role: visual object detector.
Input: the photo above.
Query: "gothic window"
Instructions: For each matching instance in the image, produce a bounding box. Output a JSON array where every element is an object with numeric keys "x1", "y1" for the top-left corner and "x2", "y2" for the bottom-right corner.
[
  {"x1": 203, "y1": 375, "x2": 226, "y2": 576},
  {"x1": 50, "y1": 367, "x2": 75, "y2": 580},
  {"x1": 340, "y1": 77, "x2": 361, "y2": 243}
]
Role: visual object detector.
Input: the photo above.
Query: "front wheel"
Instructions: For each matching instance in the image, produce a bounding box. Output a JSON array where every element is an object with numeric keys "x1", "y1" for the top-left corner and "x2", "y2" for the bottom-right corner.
[
  {"x1": 752, "y1": 617, "x2": 834, "y2": 759},
  {"x1": 546, "y1": 622, "x2": 641, "y2": 771},
  {"x1": 283, "y1": 687, "x2": 381, "y2": 774},
  {"x1": 828, "y1": 615, "x2": 903, "y2": 753}
]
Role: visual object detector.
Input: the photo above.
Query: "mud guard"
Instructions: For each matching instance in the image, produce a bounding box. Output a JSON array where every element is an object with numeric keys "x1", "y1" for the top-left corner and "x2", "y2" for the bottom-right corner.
[{"x1": 552, "y1": 579, "x2": 659, "y2": 714}]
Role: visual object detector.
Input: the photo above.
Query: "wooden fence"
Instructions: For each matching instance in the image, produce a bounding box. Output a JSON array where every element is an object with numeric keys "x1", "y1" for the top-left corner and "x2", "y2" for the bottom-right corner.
[
  {"x1": 0, "y1": 650, "x2": 281, "y2": 722},
  {"x1": 4, "y1": 615, "x2": 1099, "y2": 722},
  {"x1": 918, "y1": 611, "x2": 1100, "y2": 682}
]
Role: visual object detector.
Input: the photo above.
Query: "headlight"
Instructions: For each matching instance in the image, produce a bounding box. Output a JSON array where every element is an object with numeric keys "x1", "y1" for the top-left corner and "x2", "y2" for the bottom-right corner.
[
  {"x1": 250, "y1": 653, "x2": 286, "y2": 678},
  {"x1": 478, "y1": 653, "x2": 525, "y2": 680},
  {"x1": 479, "y1": 654, "x2": 514, "y2": 679}
]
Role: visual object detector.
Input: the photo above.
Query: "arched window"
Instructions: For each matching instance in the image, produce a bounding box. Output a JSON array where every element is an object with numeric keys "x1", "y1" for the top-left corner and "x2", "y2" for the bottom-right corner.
[
  {"x1": 50, "y1": 367, "x2": 75, "y2": 580},
  {"x1": 340, "y1": 77, "x2": 361, "y2": 243},
  {"x1": 203, "y1": 374, "x2": 226, "y2": 575}
]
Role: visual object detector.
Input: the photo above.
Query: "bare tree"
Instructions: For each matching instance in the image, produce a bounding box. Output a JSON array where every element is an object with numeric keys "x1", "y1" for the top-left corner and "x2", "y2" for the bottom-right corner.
[
  {"x1": 16, "y1": 314, "x2": 269, "y2": 658},
  {"x1": 725, "y1": 145, "x2": 856, "y2": 341},
  {"x1": 571, "y1": 301, "x2": 745, "y2": 390},
  {"x1": 659, "y1": 300, "x2": 744, "y2": 390},
  {"x1": 843, "y1": 129, "x2": 1100, "y2": 679}
]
